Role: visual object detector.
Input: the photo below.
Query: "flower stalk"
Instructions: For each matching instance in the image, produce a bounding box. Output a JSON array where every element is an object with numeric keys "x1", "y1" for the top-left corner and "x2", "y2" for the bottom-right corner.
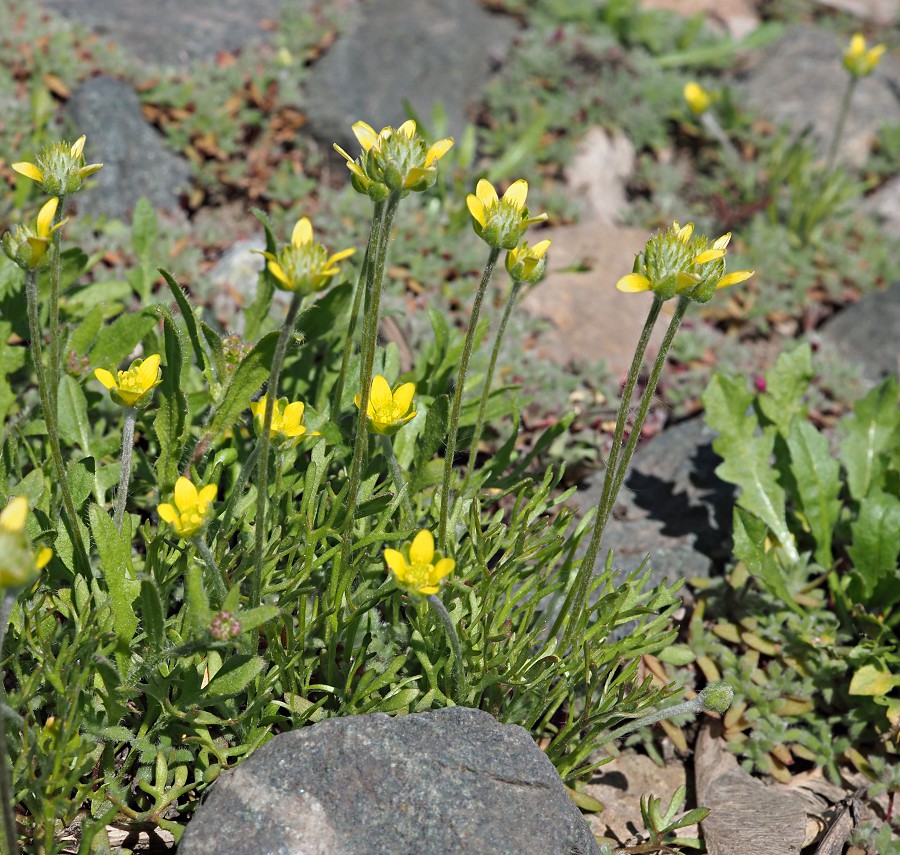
[
  {"x1": 0, "y1": 588, "x2": 19, "y2": 855},
  {"x1": 427, "y1": 594, "x2": 464, "y2": 698},
  {"x1": 438, "y1": 246, "x2": 501, "y2": 552},
  {"x1": 381, "y1": 434, "x2": 414, "y2": 521}
]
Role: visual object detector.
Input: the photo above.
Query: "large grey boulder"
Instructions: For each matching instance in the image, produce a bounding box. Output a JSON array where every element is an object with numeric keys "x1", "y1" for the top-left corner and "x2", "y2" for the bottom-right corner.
[{"x1": 179, "y1": 707, "x2": 601, "y2": 855}]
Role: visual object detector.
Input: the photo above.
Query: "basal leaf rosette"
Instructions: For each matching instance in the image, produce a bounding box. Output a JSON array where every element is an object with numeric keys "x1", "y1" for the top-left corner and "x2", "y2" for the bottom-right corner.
[
  {"x1": 384, "y1": 530, "x2": 455, "y2": 596},
  {"x1": 158, "y1": 477, "x2": 217, "y2": 540},
  {"x1": 0, "y1": 497, "x2": 52, "y2": 588},
  {"x1": 467, "y1": 179, "x2": 548, "y2": 250},
  {"x1": 334, "y1": 119, "x2": 453, "y2": 200},
  {"x1": 616, "y1": 221, "x2": 753, "y2": 304},
  {"x1": 257, "y1": 217, "x2": 354, "y2": 294},
  {"x1": 12, "y1": 135, "x2": 103, "y2": 196},
  {"x1": 2, "y1": 197, "x2": 67, "y2": 271},
  {"x1": 94, "y1": 354, "x2": 163, "y2": 409}
]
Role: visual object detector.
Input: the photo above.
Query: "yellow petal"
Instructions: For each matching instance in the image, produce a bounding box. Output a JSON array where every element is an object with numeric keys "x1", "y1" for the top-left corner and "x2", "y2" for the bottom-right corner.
[
  {"x1": 353, "y1": 393, "x2": 362, "y2": 410},
  {"x1": 198, "y1": 484, "x2": 217, "y2": 506},
  {"x1": 391, "y1": 382, "x2": 415, "y2": 416},
  {"x1": 249, "y1": 397, "x2": 265, "y2": 418},
  {"x1": 36, "y1": 198, "x2": 60, "y2": 238},
  {"x1": 675, "y1": 222, "x2": 694, "y2": 242},
  {"x1": 397, "y1": 119, "x2": 417, "y2": 138},
  {"x1": 616, "y1": 273, "x2": 652, "y2": 293},
  {"x1": 530, "y1": 239, "x2": 552, "y2": 258},
  {"x1": 325, "y1": 247, "x2": 355, "y2": 266},
  {"x1": 267, "y1": 260, "x2": 291, "y2": 288},
  {"x1": 35, "y1": 547, "x2": 52, "y2": 570},
  {"x1": 717, "y1": 269, "x2": 754, "y2": 289},
  {"x1": 370, "y1": 375, "x2": 393, "y2": 410},
  {"x1": 70, "y1": 135, "x2": 87, "y2": 157},
  {"x1": 0, "y1": 496, "x2": 28, "y2": 532},
  {"x1": 403, "y1": 166, "x2": 433, "y2": 188},
  {"x1": 425, "y1": 138, "x2": 454, "y2": 165},
  {"x1": 157, "y1": 503, "x2": 178, "y2": 524},
  {"x1": 430, "y1": 557, "x2": 455, "y2": 583},
  {"x1": 136, "y1": 354, "x2": 162, "y2": 391},
  {"x1": 848, "y1": 33, "x2": 866, "y2": 58},
  {"x1": 693, "y1": 248, "x2": 725, "y2": 265},
  {"x1": 712, "y1": 232, "x2": 732, "y2": 251},
  {"x1": 475, "y1": 178, "x2": 498, "y2": 208},
  {"x1": 466, "y1": 194, "x2": 486, "y2": 228},
  {"x1": 81, "y1": 163, "x2": 103, "y2": 178},
  {"x1": 291, "y1": 217, "x2": 313, "y2": 247},
  {"x1": 384, "y1": 549, "x2": 408, "y2": 577},
  {"x1": 93, "y1": 368, "x2": 117, "y2": 390},
  {"x1": 174, "y1": 477, "x2": 198, "y2": 513},
  {"x1": 352, "y1": 121, "x2": 378, "y2": 152},
  {"x1": 12, "y1": 162, "x2": 44, "y2": 183},
  {"x1": 283, "y1": 401, "x2": 305, "y2": 428},
  {"x1": 409, "y1": 530, "x2": 435, "y2": 566},
  {"x1": 333, "y1": 143, "x2": 354, "y2": 163},
  {"x1": 502, "y1": 179, "x2": 528, "y2": 210}
]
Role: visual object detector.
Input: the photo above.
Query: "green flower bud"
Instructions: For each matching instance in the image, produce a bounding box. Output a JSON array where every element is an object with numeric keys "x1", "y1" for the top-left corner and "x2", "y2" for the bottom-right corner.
[{"x1": 699, "y1": 681, "x2": 734, "y2": 714}]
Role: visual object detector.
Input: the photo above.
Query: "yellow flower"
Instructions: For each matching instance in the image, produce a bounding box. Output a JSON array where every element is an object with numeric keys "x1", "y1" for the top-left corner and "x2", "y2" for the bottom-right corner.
[
  {"x1": 94, "y1": 354, "x2": 163, "y2": 408},
  {"x1": 616, "y1": 221, "x2": 753, "y2": 304},
  {"x1": 506, "y1": 238, "x2": 551, "y2": 283},
  {"x1": 257, "y1": 217, "x2": 354, "y2": 293},
  {"x1": 2, "y1": 197, "x2": 67, "y2": 271},
  {"x1": 0, "y1": 496, "x2": 52, "y2": 588},
  {"x1": 12, "y1": 135, "x2": 103, "y2": 196},
  {"x1": 333, "y1": 119, "x2": 454, "y2": 199},
  {"x1": 157, "y1": 477, "x2": 217, "y2": 539},
  {"x1": 384, "y1": 529, "x2": 455, "y2": 596},
  {"x1": 683, "y1": 82, "x2": 713, "y2": 116},
  {"x1": 249, "y1": 394, "x2": 318, "y2": 447},
  {"x1": 467, "y1": 178, "x2": 548, "y2": 250},
  {"x1": 354, "y1": 374, "x2": 417, "y2": 436},
  {"x1": 843, "y1": 33, "x2": 885, "y2": 78}
]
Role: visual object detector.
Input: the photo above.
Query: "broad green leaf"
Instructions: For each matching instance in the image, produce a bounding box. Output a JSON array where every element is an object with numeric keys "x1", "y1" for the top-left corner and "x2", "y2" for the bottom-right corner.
[
  {"x1": 154, "y1": 309, "x2": 189, "y2": 495},
  {"x1": 757, "y1": 343, "x2": 812, "y2": 436},
  {"x1": 90, "y1": 309, "x2": 159, "y2": 369},
  {"x1": 235, "y1": 605, "x2": 280, "y2": 633},
  {"x1": 704, "y1": 373, "x2": 798, "y2": 564},
  {"x1": 203, "y1": 655, "x2": 265, "y2": 698},
  {"x1": 846, "y1": 492, "x2": 900, "y2": 598},
  {"x1": 66, "y1": 458, "x2": 95, "y2": 509},
  {"x1": 200, "y1": 320, "x2": 227, "y2": 387},
  {"x1": 204, "y1": 330, "x2": 278, "y2": 442},
  {"x1": 786, "y1": 419, "x2": 841, "y2": 567},
  {"x1": 131, "y1": 198, "x2": 158, "y2": 270},
  {"x1": 65, "y1": 279, "x2": 133, "y2": 316},
  {"x1": 732, "y1": 508, "x2": 801, "y2": 612},
  {"x1": 839, "y1": 377, "x2": 899, "y2": 502},
  {"x1": 849, "y1": 662, "x2": 897, "y2": 697},
  {"x1": 56, "y1": 375, "x2": 92, "y2": 455},
  {"x1": 67, "y1": 304, "x2": 105, "y2": 357},
  {"x1": 89, "y1": 504, "x2": 138, "y2": 650}
]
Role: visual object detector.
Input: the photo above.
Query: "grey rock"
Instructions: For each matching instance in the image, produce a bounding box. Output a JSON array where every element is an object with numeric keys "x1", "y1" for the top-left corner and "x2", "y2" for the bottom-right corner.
[
  {"x1": 179, "y1": 707, "x2": 601, "y2": 855},
  {"x1": 571, "y1": 417, "x2": 735, "y2": 586},
  {"x1": 737, "y1": 24, "x2": 900, "y2": 168},
  {"x1": 818, "y1": 281, "x2": 900, "y2": 383},
  {"x1": 64, "y1": 77, "x2": 191, "y2": 220},
  {"x1": 566, "y1": 128, "x2": 635, "y2": 225},
  {"x1": 304, "y1": 0, "x2": 517, "y2": 152},
  {"x1": 41, "y1": 0, "x2": 289, "y2": 66},
  {"x1": 865, "y1": 173, "x2": 900, "y2": 238},
  {"x1": 810, "y1": 0, "x2": 899, "y2": 25}
]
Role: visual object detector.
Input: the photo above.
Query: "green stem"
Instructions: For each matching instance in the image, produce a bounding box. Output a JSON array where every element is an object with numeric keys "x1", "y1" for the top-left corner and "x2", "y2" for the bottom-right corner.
[
  {"x1": 332, "y1": 207, "x2": 382, "y2": 421},
  {"x1": 24, "y1": 271, "x2": 88, "y2": 571},
  {"x1": 113, "y1": 408, "x2": 137, "y2": 531},
  {"x1": 825, "y1": 77, "x2": 857, "y2": 174},
  {"x1": 438, "y1": 247, "x2": 501, "y2": 552},
  {"x1": 252, "y1": 290, "x2": 304, "y2": 610},
  {"x1": 605, "y1": 298, "x2": 689, "y2": 528},
  {"x1": 464, "y1": 278, "x2": 522, "y2": 490},
  {"x1": 0, "y1": 589, "x2": 19, "y2": 855},
  {"x1": 381, "y1": 434, "x2": 414, "y2": 521},
  {"x1": 332, "y1": 195, "x2": 400, "y2": 609},
  {"x1": 427, "y1": 594, "x2": 463, "y2": 698},
  {"x1": 557, "y1": 295, "x2": 662, "y2": 651},
  {"x1": 193, "y1": 536, "x2": 227, "y2": 607},
  {"x1": 48, "y1": 199, "x2": 66, "y2": 416}
]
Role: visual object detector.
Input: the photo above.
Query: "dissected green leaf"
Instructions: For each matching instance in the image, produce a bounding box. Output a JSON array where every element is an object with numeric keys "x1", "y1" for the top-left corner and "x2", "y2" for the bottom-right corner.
[
  {"x1": 757, "y1": 343, "x2": 812, "y2": 436},
  {"x1": 846, "y1": 492, "x2": 900, "y2": 599}
]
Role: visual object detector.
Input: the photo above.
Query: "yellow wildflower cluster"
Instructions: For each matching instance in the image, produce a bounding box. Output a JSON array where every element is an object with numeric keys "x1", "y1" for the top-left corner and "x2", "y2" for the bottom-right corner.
[
  {"x1": 384, "y1": 530, "x2": 455, "y2": 596},
  {"x1": 158, "y1": 477, "x2": 217, "y2": 539},
  {"x1": 355, "y1": 375, "x2": 417, "y2": 436},
  {"x1": 94, "y1": 354, "x2": 163, "y2": 409}
]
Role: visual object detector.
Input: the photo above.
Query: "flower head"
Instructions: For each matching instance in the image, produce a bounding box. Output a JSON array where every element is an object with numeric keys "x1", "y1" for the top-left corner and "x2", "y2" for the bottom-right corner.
[
  {"x1": 843, "y1": 33, "x2": 885, "y2": 78},
  {"x1": 683, "y1": 82, "x2": 713, "y2": 116},
  {"x1": 2, "y1": 197, "x2": 67, "y2": 271},
  {"x1": 384, "y1": 529, "x2": 455, "y2": 596},
  {"x1": 0, "y1": 496, "x2": 52, "y2": 588},
  {"x1": 506, "y1": 238, "x2": 551, "y2": 284},
  {"x1": 94, "y1": 354, "x2": 163, "y2": 408},
  {"x1": 157, "y1": 477, "x2": 217, "y2": 539},
  {"x1": 12, "y1": 135, "x2": 103, "y2": 196},
  {"x1": 249, "y1": 394, "x2": 318, "y2": 447},
  {"x1": 616, "y1": 221, "x2": 753, "y2": 304},
  {"x1": 257, "y1": 217, "x2": 354, "y2": 294},
  {"x1": 467, "y1": 179, "x2": 548, "y2": 250},
  {"x1": 354, "y1": 375, "x2": 417, "y2": 436},
  {"x1": 334, "y1": 119, "x2": 454, "y2": 200}
]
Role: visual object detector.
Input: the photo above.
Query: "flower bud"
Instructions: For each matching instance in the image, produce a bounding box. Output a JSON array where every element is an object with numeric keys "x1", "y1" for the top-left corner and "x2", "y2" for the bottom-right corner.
[{"x1": 699, "y1": 681, "x2": 734, "y2": 714}]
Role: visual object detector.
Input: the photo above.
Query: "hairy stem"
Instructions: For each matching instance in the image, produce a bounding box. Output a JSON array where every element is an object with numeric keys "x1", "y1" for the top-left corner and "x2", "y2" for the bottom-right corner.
[
  {"x1": 0, "y1": 588, "x2": 20, "y2": 855},
  {"x1": 381, "y1": 434, "x2": 414, "y2": 521},
  {"x1": 427, "y1": 594, "x2": 463, "y2": 698}
]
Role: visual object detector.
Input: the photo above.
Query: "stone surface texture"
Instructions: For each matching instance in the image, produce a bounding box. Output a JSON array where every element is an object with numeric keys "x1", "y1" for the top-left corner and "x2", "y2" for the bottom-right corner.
[
  {"x1": 642, "y1": 0, "x2": 761, "y2": 38},
  {"x1": 737, "y1": 24, "x2": 900, "y2": 168},
  {"x1": 811, "y1": 0, "x2": 899, "y2": 24},
  {"x1": 303, "y1": 0, "x2": 517, "y2": 151},
  {"x1": 64, "y1": 77, "x2": 191, "y2": 220},
  {"x1": 179, "y1": 707, "x2": 601, "y2": 855},
  {"x1": 42, "y1": 0, "x2": 290, "y2": 66},
  {"x1": 566, "y1": 128, "x2": 636, "y2": 225}
]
